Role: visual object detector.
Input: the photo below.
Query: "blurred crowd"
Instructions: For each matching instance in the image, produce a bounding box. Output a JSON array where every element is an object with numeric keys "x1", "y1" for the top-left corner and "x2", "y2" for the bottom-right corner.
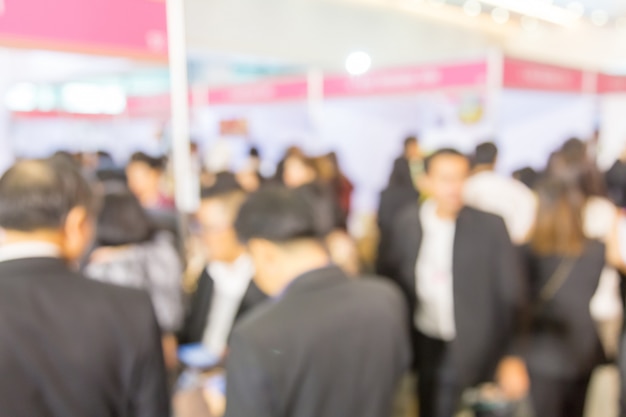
[{"x1": 2, "y1": 132, "x2": 626, "y2": 417}]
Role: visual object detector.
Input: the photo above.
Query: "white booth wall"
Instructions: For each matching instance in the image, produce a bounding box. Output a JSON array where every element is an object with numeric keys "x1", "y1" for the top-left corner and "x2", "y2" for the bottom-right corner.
[
  {"x1": 598, "y1": 94, "x2": 626, "y2": 171},
  {"x1": 495, "y1": 90, "x2": 597, "y2": 174},
  {"x1": 8, "y1": 117, "x2": 165, "y2": 162}
]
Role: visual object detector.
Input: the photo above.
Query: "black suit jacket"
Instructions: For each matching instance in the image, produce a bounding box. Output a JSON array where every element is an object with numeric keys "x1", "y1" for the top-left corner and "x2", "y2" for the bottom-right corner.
[
  {"x1": 0, "y1": 257, "x2": 169, "y2": 417},
  {"x1": 522, "y1": 241, "x2": 605, "y2": 378},
  {"x1": 178, "y1": 267, "x2": 267, "y2": 345},
  {"x1": 376, "y1": 185, "x2": 419, "y2": 277},
  {"x1": 224, "y1": 266, "x2": 411, "y2": 417},
  {"x1": 388, "y1": 205, "x2": 524, "y2": 387}
]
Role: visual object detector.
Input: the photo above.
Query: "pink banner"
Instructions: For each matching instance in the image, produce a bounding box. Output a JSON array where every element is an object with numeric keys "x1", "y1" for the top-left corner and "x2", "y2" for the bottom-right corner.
[
  {"x1": 207, "y1": 78, "x2": 308, "y2": 105},
  {"x1": 0, "y1": 0, "x2": 167, "y2": 60},
  {"x1": 503, "y1": 58, "x2": 585, "y2": 92},
  {"x1": 323, "y1": 61, "x2": 487, "y2": 98},
  {"x1": 597, "y1": 74, "x2": 626, "y2": 94},
  {"x1": 126, "y1": 94, "x2": 171, "y2": 118}
]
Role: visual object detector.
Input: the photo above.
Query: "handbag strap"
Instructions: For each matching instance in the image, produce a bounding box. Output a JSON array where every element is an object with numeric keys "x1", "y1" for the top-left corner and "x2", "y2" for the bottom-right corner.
[{"x1": 538, "y1": 257, "x2": 576, "y2": 305}]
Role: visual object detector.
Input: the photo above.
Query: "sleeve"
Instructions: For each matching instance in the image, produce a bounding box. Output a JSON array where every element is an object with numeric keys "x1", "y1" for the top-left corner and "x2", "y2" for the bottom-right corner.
[
  {"x1": 492, "y1": 216, "x2": 528, "y2": 357},
  {"x1": 177, "y1": 271, "x2": 207, "y2": 345},
  {"x1": 224, "y1": 330, "x2": 273, "y2": 417},
  {"x1": 143, "y1": 239, "x2": 184, "y2": 333},
  {"x1": 129, "y1": 294, "x2": 171, "y2": 417}
]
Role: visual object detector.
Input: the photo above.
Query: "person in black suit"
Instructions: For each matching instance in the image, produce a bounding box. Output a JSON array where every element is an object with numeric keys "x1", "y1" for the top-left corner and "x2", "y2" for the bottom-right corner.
[
  {"x1": 0, "y1": 158, "x2": 169, "y2": 417},
  {"x1": 178, "y1": 184, "x2": 266, "y2": 356},
  {"x1": 223, "y1": 187, "x2": 411, "y2": 417},
  {"x1": 389, "y1": 135, "x2": 423, "y2": 190},
  {"x1": 523, "y1": 178, "x2": 605, "y2": 417},
  {"x1": 376, "y1": 155, "x2": 420, "y2": 277},
  {"x1": 388, "y1": 148, "x2": 528, "y2": 417}
]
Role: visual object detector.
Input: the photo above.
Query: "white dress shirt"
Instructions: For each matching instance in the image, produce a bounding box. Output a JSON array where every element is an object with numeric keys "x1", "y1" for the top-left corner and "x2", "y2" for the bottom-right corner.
[
  {"x1": 0, "y1": 241, "x2": 61, "y2": 263},
  {"x1": 202, "y1": 254, "x2": 255, "y2": 356},
  {"x1": 464, "y1": 171, "x2": 536, "y2": 244},
  {"x1": 415, "y1": 200, "x2": 457, "y2": 341}
]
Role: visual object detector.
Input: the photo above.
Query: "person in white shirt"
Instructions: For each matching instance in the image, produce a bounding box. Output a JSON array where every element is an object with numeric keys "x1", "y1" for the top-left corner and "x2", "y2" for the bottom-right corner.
[
  {"x1": 178, "y1": 184, "x2": 266, "y2": 358},
  {"x1": 388, "y1": 148, "x2": 528, "y2": 417},
  {"x1": 464, "y1": 142, "x2": 537, "y2": 244}
]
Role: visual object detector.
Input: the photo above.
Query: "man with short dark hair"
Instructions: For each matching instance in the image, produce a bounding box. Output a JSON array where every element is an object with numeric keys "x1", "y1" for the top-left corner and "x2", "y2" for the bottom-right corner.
[
  {"x1": 223, "y1": 187, "x2": 411, "y2": 417},
  {"x1": 390, "y1": 135, "x2": 423, "y2": 190},
  {"x1": 0, "y1": 158, "x2": 169, "y2": 417},
  {"x1": 178, "y1": 183, "x2": 267, "y2": 357},
  {"x1": 389, "y1": 148, "x2": 528, "y2": 417},
  {"x1": 464, "y1": 141, "x2": 536, "y2": 244}
]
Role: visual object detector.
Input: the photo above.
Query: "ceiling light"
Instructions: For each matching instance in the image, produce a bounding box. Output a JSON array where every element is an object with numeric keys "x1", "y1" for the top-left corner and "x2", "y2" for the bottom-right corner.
[
  {"x1": 491, "y1": 7, "x2": 510, "y2": 24},
  {"x1": 463, "y1": 0, "x2": 481, "y2": 17},
  {"x1": 521, "y1": 16, "x2": 540, "y2": 31},
  {"x1": 567, "y1": 1, "x2": 585, "y2": 19},
  {"x1": 591, "y1": 9, "x2": 609, "y2": 26},
  {"x1": 345, "y1": 52, "x2": 371, "y2": 76},
  {"x1": 479, "y1": 0, "x2": 579, "y2": 26}
]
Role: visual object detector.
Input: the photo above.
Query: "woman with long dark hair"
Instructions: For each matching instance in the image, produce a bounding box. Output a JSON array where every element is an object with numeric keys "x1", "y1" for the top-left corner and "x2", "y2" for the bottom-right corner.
[{"x1": 523, "y1": 178, "x2": 605, "y2": 417}]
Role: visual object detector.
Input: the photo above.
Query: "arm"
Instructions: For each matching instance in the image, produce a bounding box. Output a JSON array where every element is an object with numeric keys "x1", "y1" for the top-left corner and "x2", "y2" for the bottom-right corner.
[
  {"x1": 224, "y1": 330, "x2": 273, "y2": 417},
  {"x1": 130, "y1": 294, "x2": 171, "y2": 417},
  {"x1": 492, "y1": 217, "x2": 530, "y2": 400}
]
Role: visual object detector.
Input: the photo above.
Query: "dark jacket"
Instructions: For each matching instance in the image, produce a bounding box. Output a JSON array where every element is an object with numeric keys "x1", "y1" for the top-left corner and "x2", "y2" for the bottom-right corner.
[
  {"x1": 522, "y1": 241, "x2": 605, "y2": 378},
  {"x1": 388, "y1": 205, "x2": 525, "y2": 387},
  {"x1": 224, "y1": 266, "x2": 411, "y2": 417},
  {"x1": 178, "y1": 267, "x2": 267, "y2": 345},
  {"x1": 0, "y1": 257, "x2": 169, "y2": 417},
  {"x1": 607, "y1": 160, "x2": 626, "y2": 208},
  {"x1": 376, "y1": 186, "x2": 419, "y2": 277}
]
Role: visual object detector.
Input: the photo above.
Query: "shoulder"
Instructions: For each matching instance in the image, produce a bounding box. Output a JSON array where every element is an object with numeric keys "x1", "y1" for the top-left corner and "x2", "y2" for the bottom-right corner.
[
  {"x1": 75, "y1": 271, "x2": 154, "y2": 315},
  {"x1": 461, "y1": 206, "x2": 504, "y2": 225},
  {"x1": 585, "y1": 239, "x2": 606, "y2": 260},
  {"x1": 353, "y1": 275, "x2": 406, "y2": 303}
]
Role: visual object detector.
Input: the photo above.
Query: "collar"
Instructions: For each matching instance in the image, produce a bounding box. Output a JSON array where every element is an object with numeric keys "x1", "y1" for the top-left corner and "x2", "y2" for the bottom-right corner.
[
  {"x1": 278, "y1": 264, "x2": 346, "y2": 299},
  {"x1": 208, "y1": 254, "x2": 255, "y2": 289},
  {"x1": 0, "y1": 241, "x2": 61, "y2": 264},
  {"x1": 420, "y1": 200, "x2": 455, "y2": 226}
]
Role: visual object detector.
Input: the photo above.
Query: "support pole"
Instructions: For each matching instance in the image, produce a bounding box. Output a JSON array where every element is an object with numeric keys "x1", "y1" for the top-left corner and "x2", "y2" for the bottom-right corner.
[{"x1": 165, "y1": 0, "x2": 193, "y2": 253}]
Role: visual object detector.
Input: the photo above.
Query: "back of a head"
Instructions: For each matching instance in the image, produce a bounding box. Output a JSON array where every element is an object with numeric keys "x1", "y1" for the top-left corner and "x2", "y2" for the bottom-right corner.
[
  {"x1": 235, "y1": 186, "x2": 319, "y2": 244},
  {"x1": 0, "y1": 158, "x2": 95, "y2": 232},
  {"x1": 513, "y1": 167, "x2": 538, "y2": 189},
  {"x1": 561, "y1": 138, "x2": 586, "y2": 164},
  {"x1": 473, "y1": 142, "x2": 498, "y2": 166},
  {"x1": 547, "y1": 150, "x2": 606, "y2": 198},
  {"x1": 97, "y1": 188, "x2": 154, "y2": 247},
  {"x1": 531, "y1": 178, "x2": 585, "y2": 257}
]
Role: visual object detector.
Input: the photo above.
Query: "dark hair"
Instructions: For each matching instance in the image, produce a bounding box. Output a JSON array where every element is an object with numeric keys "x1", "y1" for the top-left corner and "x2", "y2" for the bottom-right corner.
[
  {"x1": 547, "y1": 151, "x2": 606, "y2": 198},
  {"x1": 474, "y1": 142, "x2": 498, "y2": 166},
  {"x1": 512, "y1": 167, "x2": 538, "y2": 189},
  {"x1": 0, "y1": 158, "x2": 96, "y2": 231},
  {"x1": 249, "y1": 146, "x2": 260, "y2": 158},
  {"x1": 531, "y1": 178, "x2": 586, "y2": 256},
  {"x1": 96, "y1": 189, "x2": 155, "y2": 247},
  {"x1": 235, "y1": 186, "x2": 320, "y2": 244},
  {"x1": 52, "y1": 151, "x2": 80, "y2": 168},
  {"x1": 129, "y1": 152, "x2": 167, "y2": 171},
  {"x1": 200, "y1": 172, "x2": 242, "y2": 199},
  {"x1": 404, "y1": 136, "x2": 418, "y2": 149},
  {"x1": 560, "y1": 138, "x2": 586, "y2": 163},
  {"x1": 423, "y1": 148, "x2": 468, "y2": 174}
]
